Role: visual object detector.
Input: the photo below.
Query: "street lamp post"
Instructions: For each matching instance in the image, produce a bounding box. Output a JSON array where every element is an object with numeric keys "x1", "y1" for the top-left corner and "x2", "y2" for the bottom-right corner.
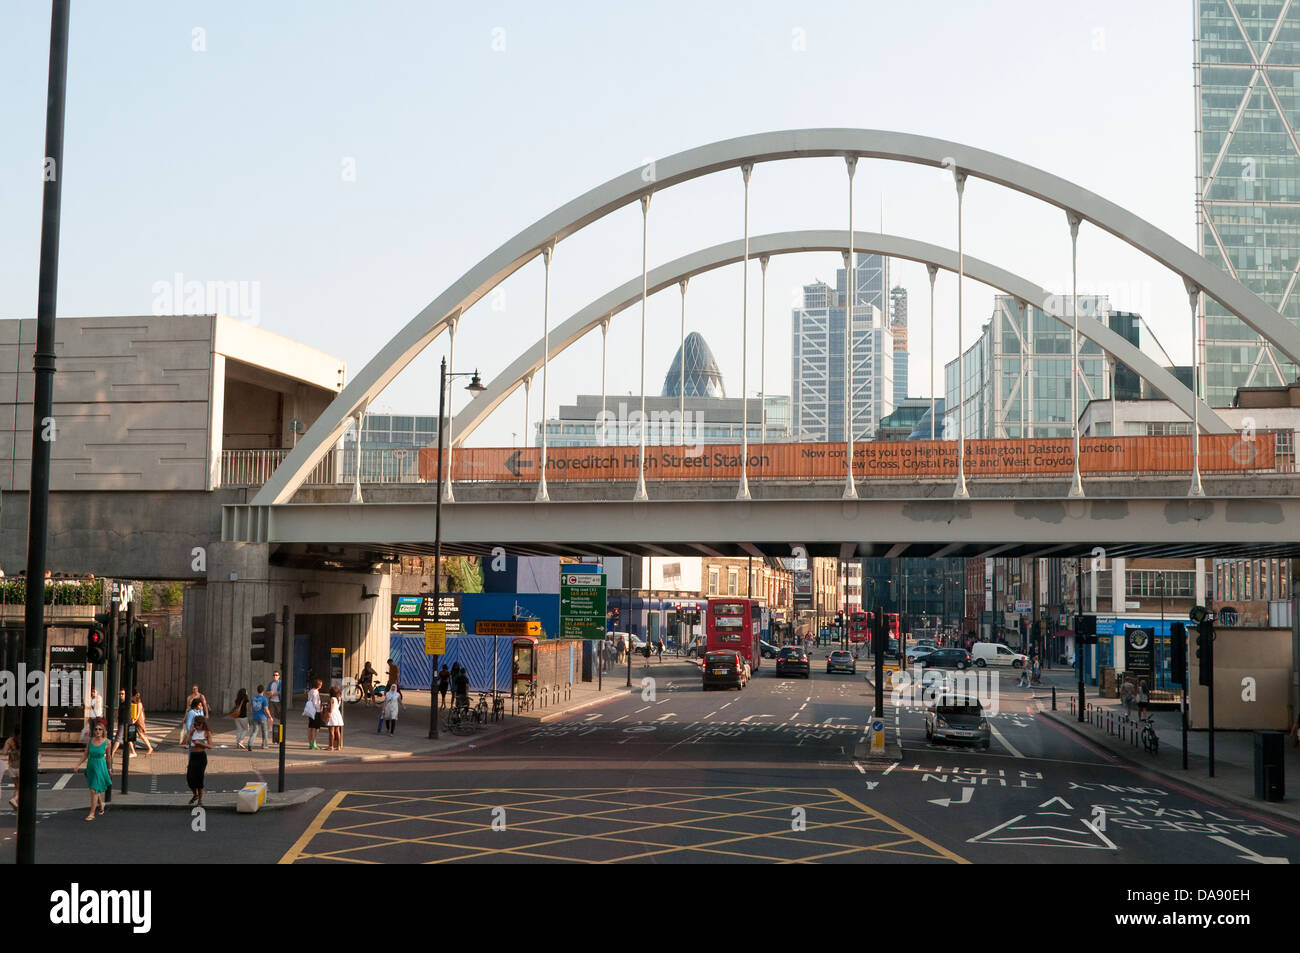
[{"x1": 428, "y1": 359, "x2": 486, "y2": 740}]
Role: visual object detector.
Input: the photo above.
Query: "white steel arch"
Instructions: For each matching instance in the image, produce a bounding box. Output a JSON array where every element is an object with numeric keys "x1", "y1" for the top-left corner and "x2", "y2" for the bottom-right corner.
[
  {"x1": 252, "y1": 129, "x2": 1289, "y2": 505},
  {"x1": 450, "y1": 230, "x2": 1232, "y2": 443}
]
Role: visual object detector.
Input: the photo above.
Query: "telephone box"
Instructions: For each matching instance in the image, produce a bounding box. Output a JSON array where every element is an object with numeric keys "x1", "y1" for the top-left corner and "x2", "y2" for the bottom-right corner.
[{"x1": 512, "y1": 636, "x2": 538, "y2": 694}]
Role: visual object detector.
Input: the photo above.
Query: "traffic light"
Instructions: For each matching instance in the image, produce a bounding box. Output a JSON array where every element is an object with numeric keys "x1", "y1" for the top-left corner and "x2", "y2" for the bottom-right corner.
[
  {"x1": 132, "y1": 621, "x2": 155, "y2": 662},
  {"x1": 1196, "y1": 618, "x2": 1214, "y2": 687},
  {"x1": 611, "y1": 607, "x2": 620, "y2": 625},
  {"x1": 1076, "y1": 613, "x2": 1098, "y2": 644},
  {"x1": 89, "y1": 611, "x2": 111, "y2": 665},
  {"x1": 872, "y1": 610, "x2": 887, "y2": 655},
  {"x1": 250, "y1": 612, "x2": 277, "y2": 662},
  {"x1": 1169, "y1": 622, "x2": 1187, "y2": 686}
]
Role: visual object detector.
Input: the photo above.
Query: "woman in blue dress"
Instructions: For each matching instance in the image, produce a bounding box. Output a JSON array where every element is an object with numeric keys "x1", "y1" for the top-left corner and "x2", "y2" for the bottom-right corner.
[{"x1": 74, "y1": 720, "x2": 112, "y2": 821}]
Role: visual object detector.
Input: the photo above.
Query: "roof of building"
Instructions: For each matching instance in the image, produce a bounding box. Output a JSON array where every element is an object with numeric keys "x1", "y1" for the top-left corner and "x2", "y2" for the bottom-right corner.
[{"x1": 662, "y1": 332, "x2": 726, "y2": 398}]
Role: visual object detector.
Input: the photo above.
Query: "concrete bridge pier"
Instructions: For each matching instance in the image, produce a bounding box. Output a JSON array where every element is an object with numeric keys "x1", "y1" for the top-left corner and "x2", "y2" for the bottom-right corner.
[{"x1": 184, "y1": 542, "x2": 393, "y2": 713}]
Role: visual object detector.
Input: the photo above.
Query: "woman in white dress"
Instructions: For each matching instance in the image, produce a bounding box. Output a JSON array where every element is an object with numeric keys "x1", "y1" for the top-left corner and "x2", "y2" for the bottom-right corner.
[
  {"x1": 326, "y1": 686, "x2": 344, "y2": 751},
  {"x1": 304, "y1": 678, "x2": 323, "y2": 750}
]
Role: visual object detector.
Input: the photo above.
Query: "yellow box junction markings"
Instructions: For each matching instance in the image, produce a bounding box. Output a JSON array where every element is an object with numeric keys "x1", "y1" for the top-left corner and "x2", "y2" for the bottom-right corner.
[{"x1": 278, "y1": 786, "x2": 970, "y2": 865}]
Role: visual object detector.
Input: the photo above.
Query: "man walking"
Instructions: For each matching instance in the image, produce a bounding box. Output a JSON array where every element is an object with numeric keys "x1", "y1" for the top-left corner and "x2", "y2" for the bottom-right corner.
[
  {"x1": 249, "y1": 685, "x2": 274, "y2": 748},
  {"x1": 267, "y1": 671, "x2": 282, "y2": 721}
]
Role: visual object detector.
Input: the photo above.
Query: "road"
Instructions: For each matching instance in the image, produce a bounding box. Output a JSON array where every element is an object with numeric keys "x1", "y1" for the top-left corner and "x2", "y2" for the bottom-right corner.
[{"x1": 10, "y1": 653, "x2": 1300, "y2": 864}]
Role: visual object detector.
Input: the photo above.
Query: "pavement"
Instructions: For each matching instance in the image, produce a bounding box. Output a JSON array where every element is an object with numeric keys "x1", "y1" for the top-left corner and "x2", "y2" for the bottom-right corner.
[
  {"x1": 1031, "y1": 669, "x2": 1300, "y2": 826},
  {"x1": 4, "y1": 663, "x2": 661, "y2": 813}
]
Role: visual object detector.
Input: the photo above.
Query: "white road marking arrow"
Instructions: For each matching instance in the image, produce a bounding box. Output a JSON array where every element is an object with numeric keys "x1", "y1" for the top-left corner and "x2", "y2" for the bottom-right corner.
[
  {"x1": 864, "y1": 781, "x2": 879, "y2": 790},
  {"x1": 1039, "y1": 796, "x2": 1074, "y2": 811},
  {"x1": 929, "y1": 787, "x2": 975, "y2": 807},
  {"x1": 1209, "y1": 835, "x2": 1291, "y2": 864}
]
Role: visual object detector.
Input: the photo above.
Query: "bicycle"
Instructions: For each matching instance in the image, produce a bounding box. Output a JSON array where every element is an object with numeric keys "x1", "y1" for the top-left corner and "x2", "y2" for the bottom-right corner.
[
  {"x1": 1140, "y1": 716, "x2": 1159, "y2": 754},
  {"x1": 472, "y1": 693, "x2": 490, "y2": 725},
  {"x1": 515, "y1": 683, "x2": 537, "y2": 713},
  {"x1": 445, "y1": 700, "x2": 475, "y2": 735}
]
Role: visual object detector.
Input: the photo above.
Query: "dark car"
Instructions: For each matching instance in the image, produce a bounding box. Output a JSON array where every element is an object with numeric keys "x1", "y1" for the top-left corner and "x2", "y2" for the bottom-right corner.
[
  {"x1": 702, "y1": 650, "x2": 747, "y2": 690},
  {"x1": 925, "y1": 695, "x2": 991, "y2": 749},
  {"x1": 760, "y1": 640, "x2": 779, "y2": 659},
  {"x1": 825, "y1": 650, "x2": 856, "y2": 675},
  {"x1": 775, "y1": 646, "x2": 811, "y2": 678},
  {"x1": 919, "y1": 648, "x2": 971, "y2": 670}
]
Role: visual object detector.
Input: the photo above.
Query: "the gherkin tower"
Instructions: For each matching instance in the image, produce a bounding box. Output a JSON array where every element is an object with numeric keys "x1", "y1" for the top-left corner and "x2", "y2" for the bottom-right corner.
[{"x1": 662, "y1": 331, "x2": 726, "y2": 398}]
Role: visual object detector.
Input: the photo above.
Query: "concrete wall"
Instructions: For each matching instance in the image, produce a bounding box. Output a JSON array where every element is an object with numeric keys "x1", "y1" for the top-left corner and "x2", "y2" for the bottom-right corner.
[
  {"x1": 0, "y1": 315, "x2": 217, "y2": 492},
  {"x1": 0, "y1": 489, "x2": 242, "y2": 580},
  {"x1": 185, "y1": 542, "x2": 392, "y2": 713},
  {"x1": 0, "y1": 315, "x2": 345, "y2": 494}
]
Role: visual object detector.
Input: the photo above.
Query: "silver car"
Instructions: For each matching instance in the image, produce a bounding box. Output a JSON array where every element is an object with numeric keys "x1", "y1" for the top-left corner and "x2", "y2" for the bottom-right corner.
[{"x1": 924, "y1": 695, "x2": 991, "y2": 750}]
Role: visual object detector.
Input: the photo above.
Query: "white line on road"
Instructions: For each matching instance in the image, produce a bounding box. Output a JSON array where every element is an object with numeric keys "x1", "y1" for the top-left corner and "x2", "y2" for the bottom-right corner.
[
  {"x1": 612, "y1": 715, "x2": 627, "y2": 722},
  {"x1": 988, "y1": 723, "x2": 1025, "y2": 758},
  {"x1": 853, "y1": 761, "x2": 865, "y2": 774},
  {"x1": 704, "y1": 711, "x2": 717, "y2": 719},
  {"x1": 635, "y1": 706, "x2": 651, "y2": 713},
  {"x1": 585, "y1": 713, "x2": 603, "y2": 720},
  {"x1": 719, "y1": 701, "x2": 732, "y2": 709},
  {"x1": 883, "y1": 762, "x2": 898, "y2": 776},
  {"x1": 52, "y1": 773, "x2": 72, "y2": 791}
]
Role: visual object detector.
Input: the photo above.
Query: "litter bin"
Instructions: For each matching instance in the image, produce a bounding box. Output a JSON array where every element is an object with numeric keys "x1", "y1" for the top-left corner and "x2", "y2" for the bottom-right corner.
[{"x1": 1253, "y1": 731, "x2": 1286, "y2": 802}]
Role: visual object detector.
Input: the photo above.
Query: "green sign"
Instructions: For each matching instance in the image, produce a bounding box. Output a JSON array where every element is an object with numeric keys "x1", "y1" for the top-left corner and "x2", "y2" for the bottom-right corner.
[{"x1": 560, "y1": 571, "x2": 607, "y2": 640}]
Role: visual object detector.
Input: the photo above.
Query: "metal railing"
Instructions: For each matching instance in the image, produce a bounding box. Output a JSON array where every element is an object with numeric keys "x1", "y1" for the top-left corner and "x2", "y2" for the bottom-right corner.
[{"x1": 219, "y1": 431, "x2": 1296, "y2": 489}]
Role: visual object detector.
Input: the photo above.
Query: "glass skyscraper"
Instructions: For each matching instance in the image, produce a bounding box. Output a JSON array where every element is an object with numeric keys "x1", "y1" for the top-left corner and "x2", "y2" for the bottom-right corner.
[
  {"x1": 1196, "y1": 1, "x2": 1300, "y2": 406},
  {"x1": 791, "y1": 253, "x2": 895, "y2": 442},
  {"x1": 944, "y1": 295, "x2": 1113, "y2": 439}
]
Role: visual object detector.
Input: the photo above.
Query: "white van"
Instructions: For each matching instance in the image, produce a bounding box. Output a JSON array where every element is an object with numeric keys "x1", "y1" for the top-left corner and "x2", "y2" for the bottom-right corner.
[{"x1": 971, "y1": 642, "x2": 1028, "y2": 668}]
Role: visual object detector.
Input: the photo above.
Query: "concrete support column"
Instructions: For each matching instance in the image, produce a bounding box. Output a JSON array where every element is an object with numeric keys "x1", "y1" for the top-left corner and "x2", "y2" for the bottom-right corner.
[
  {"x1": 844, "y1": 157, "x2": 859, "y2": 501},
  {"x1": 1185, "y1": 280, "x2": 1205, "y2": 497},
  {"x1": 738, "y1": 167, "x2": 753, "y2": 502},
  {"x1": 537, "y1": 244, "x2": 554, "y2": 503},
  {"x1": 927, "y1": 263, "x2": 938, "y2": 440}
]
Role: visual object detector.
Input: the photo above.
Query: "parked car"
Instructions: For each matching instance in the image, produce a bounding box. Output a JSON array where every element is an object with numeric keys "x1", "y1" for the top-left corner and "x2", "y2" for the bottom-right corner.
[
  {"x1": 924, "y1": 695, "x2": 991, "y2": 749},
  {"x1": 918, "y1": 648, "x2": 972, "y2": 670},
  {"x1": 825, "y1": 650, "x2": 856, "y2": 675},
  {"x1": 686, "y1": 637, "x2": 708, "y2": 658},
  {"x1": 971, "y1": 642, "x2": 1028, "y2": 668},
  {"x1": 702, "y1": 650, "x2": 747, "y2": 690},
  {"x1": 906, "y1": 644, "x2": 937, "y2": 663},
  {"x1": 760, "y1": 640, "x2": 779, "y2": 659},
  {"x1": 775, "y1": 646, "x2": 810, "y2": 678}
]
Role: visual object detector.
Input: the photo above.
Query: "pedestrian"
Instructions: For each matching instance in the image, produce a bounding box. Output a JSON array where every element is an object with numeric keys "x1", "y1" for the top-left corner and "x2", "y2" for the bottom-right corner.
[
  {"x1": 326, "y1": 686, "x2": 345, "y2": 751},
  {"x1": 1137, "y1": 679, "x2": 1150, "y2": 721},
  {"x1": 81, "y1": 687, "x2": 103, "y2": 741},
  {"x1": 358, "y1": 661, "x2": 377, "y2": 704},
  {"x1": 249, "y1": 685, "x2": 273, "y2": 748},
  {"x1": 452, "y1": 665, "x2": 470, "y2": 710},
  {"x1": 182, "y1": 696, "x2": 203, "y2": 747},
  {"x1": 656, "y1": 638, "x2": 664, "y2": 661},
  {"x1": 131, "y1": 691, "x2": 155, "y2": 755},
  {"x1": 438, "y1": 665, "x2": 451, "y2": 708},
  {"x1": 1016, "y1": 664, "x2": 1029, "y2": 688},
  {"x1": 74, "y1": 720, "x2": 112, "y2": 820},
  {"x1": 229, "y1": 688, "x2": 252, "y2": 749},
  {"x1": 382, "y1": 683, "x2": 401, "y2": 735},
  {"x1": 266, "y1": 670, "x2": 282, "y2": 720},
  {"x1": 2, "y1": 727, "x2": 19, "y2": 811},
  {"x1": 386, "y1": 658, "x2": 400, "y2": 693},
  {"x1": 304, "y1": 678, "x2": 323, "y2": 750},
  {"x1": 182, "y1": 715, "x2": 212, "y2": 807},
  {"x1": 108, "y1": 688, "x2": 138, "y2": 760},
  {"x1": 185, "y1": 685, "x2": 209, "y2": 719}
]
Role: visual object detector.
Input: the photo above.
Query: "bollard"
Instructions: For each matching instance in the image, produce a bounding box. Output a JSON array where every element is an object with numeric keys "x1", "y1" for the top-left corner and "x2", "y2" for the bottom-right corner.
[{"x1": 1052, "y1": 685, "x2": 1057, "y2": 711}]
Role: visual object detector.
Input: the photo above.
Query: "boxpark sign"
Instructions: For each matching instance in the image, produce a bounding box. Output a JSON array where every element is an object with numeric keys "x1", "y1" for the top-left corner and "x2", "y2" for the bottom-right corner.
[{"x1": 419, "y1": 434, "x2": 1272, "y2": 482}]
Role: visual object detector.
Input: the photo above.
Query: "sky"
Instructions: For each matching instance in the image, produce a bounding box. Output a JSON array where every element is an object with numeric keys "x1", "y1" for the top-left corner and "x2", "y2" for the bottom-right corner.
[{"x1": 0, "y1": 0, "x2": 1200, "y2": 448}]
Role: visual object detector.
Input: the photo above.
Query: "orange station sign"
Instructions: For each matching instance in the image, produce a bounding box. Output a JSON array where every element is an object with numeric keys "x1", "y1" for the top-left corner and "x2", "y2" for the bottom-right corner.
[{"x1": 420, "y1": 435, "x2": 1273, "y2": 483}]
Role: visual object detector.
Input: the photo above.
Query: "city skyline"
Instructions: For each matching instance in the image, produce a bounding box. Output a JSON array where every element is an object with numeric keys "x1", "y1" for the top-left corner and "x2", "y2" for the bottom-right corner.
[{"x1": 0, "y1": 2, "x2": 1226, "y2": 449}]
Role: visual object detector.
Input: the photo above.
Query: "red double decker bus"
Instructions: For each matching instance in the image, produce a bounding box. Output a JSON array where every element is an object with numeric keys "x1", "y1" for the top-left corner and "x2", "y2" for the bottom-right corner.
[
  {"x1": 860, "y1": 611, "x2": 901, "y2": 645},
  {"x1": 848, "y1": 611, "x2": 869, "y2": 644},
  {"x1": 706, "y1": 597, "x2": 762, "y2": 671}
]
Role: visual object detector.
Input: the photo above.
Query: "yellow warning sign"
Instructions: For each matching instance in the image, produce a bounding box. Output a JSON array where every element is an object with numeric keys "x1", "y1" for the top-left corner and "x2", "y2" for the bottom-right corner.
[{"x1": 424, "y1": 621, "x2": 447, "y2": 655}]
